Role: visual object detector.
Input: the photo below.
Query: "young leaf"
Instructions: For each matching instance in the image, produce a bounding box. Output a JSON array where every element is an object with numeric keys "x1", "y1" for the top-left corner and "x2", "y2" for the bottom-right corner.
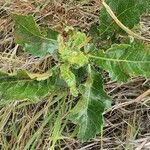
[
  {"x1": 60, "y1": 64, "x2": 78, "y2": 97},
  {"x1": 58, "y1": 35, "x2": 88, "y2": 67},
  {"x1": 69, "y1": 66, "x2": 111, "y2": 141},
  {"x1": 90, "y1": 42, "x2": 150, "y2": 82},
  {"x1": 11, "y1": 14, "x2": 58, "y2": 57},
  {"x1": 99, "y1": 0, "x2": 150, "y2": 38},
  {"x1": 67, "y1": 31, "x2": 88, "y2": 49},
  {"x1": 69, "y1": 51, "x2": 88, "y2": 68}
]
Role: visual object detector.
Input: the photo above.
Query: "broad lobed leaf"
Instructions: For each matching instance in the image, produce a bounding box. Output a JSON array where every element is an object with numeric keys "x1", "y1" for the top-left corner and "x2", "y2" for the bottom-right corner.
[
  {"x1": 11, "y1": 14, "x2": 58, "y2": 57},
  {"x1": 0, "y1": 68, "x2": 69, "y2": 105},
  {"x1": 90, "y1": 42, "x2": 150, "y2": 82},
  {"x1": 69, "y1": 66, "x2": 111, "y2": 141},
  {"x1": 0, "y1": 74, "x2": 56, "y2": 105},
  {"x1": 98, "y1": 0, "x2": 150, "y2": 38}
]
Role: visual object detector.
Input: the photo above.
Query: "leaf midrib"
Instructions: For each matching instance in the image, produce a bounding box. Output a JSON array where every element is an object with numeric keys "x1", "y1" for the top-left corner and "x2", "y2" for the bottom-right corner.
[
  {"x1": 15, "y1": 18, "x2": 57, "y2": 43},
  {"x1": 89, "y1": 55, "x2": 150, "y2": 63}
]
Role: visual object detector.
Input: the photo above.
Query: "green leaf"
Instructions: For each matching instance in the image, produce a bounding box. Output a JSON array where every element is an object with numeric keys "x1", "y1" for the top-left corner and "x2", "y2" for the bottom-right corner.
[
  {"x1": 60, "y1": 64, "x2": 78, "y2": 97},
  {"x1": 21, "y1": 69, "x2": 53, "y2": 81},
  {"x1": 11, "y1": 14, "x2": 58, "y2": 57},
  {"x1": 0, "y1": 72, "x2": 56, "y2": 105},
  {"x1": 72, "y1": 67, "x2": 87, "y2": 86},
  {"x1": 67, "y1": 31, "x2": 88, "y2": 49},
  {"x1": 0, "y1": 69, "x2": 53, "y2": 81},
  {"x1": 99, "y1": 0, "x2": 150, "y2": 38},
  {"x1": 90, "y1": 42, "x2": 150, "y2": 82},
  {"x1": 44, "y1": 28, "x2": 58, "y2": 40},
  {"x1": 69, "y1": 66, "x2": 111, "y2": 141},
  {"x1": 58, "y1": 34, "x2": 88, "y2": 67},
  {"x1": 66, "y1": 51, "x2": 89, "y2": 68}
]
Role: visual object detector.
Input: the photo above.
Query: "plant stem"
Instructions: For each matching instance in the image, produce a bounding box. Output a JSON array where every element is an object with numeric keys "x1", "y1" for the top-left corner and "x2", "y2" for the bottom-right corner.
[{"x1": 102, "y1": 0, "x2": 150, "y2": 43}]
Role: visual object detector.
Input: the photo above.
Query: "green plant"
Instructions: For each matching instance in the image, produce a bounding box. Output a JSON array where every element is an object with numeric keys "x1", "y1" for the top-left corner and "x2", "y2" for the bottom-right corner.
[{"x1": 0, "y1": 0, "x2": 150, "y2": 142}]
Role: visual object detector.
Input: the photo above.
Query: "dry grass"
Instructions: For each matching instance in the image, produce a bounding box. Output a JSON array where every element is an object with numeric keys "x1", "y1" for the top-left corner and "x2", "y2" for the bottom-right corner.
[{"x1": 0, "y1": 0, "x2": 150, "y2": 150}]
